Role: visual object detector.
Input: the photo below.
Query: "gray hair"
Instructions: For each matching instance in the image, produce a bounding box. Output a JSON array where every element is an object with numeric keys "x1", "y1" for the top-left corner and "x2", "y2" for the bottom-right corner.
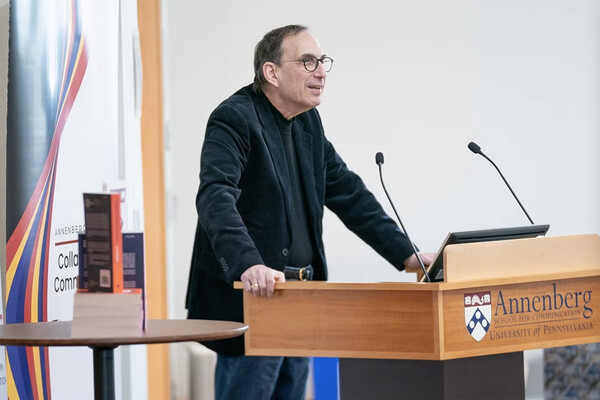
[{"x1": 252, "y1": 25, "x2": 308, "y2": 94}]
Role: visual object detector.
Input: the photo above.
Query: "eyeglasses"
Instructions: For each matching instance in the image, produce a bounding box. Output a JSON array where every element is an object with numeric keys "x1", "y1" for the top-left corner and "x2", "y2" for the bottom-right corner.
[{"x1": 280, "y1": 55, "x2": 334, "y2": 72}]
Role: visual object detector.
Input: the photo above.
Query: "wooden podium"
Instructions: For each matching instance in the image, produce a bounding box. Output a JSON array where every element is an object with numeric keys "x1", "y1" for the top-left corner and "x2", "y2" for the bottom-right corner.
[{"x1": 236, "y1": 234, "x2": 600, "y2": 399}]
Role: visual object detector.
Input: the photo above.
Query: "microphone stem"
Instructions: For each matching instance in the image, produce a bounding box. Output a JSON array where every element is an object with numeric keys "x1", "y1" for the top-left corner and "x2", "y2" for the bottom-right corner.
[
  {"x1": 480, "y1": 153, "x2": 535, "y2": 225},
  {"x1": 377, "y1": 165, "x2": 431, "y2": 282}
]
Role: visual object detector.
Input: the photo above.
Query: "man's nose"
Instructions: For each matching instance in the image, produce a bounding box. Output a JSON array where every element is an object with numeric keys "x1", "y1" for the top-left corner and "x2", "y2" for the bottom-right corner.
[{"x1": 313, "y1": 61, "x2": 327, "y2": 77}]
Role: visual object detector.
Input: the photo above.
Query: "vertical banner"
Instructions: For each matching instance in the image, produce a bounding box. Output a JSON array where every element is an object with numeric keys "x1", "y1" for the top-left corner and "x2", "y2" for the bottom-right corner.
[
  {"x1": 0, "y1": 2, "x2": 10, "y2": 399},
  {"x1": 6, "y1": 0, "x2": 124, "y2": 398},
  {"x1": 6, "y1": 1, "x2": 89, "y2": 398}
]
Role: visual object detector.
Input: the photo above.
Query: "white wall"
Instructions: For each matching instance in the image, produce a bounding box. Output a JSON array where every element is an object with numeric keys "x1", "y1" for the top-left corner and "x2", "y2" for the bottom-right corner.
[
  {"x1": 164, "y1": 0, "x2": 600, "y2": 301},
  {"x1": 163, "y1": 1, "x2": 600, "y2": 398}
]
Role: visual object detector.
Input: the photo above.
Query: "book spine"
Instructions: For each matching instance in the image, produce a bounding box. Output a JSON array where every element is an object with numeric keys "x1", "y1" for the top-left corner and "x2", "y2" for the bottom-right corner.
[{"x1": 110, "y1": 193, "x2": 124, "y2": 293}]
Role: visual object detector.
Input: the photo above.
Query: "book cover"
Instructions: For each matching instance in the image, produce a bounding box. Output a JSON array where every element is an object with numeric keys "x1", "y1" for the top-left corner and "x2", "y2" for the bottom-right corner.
[{"x1": 83, "y1": 193, "x2": 124, "y2": 293}]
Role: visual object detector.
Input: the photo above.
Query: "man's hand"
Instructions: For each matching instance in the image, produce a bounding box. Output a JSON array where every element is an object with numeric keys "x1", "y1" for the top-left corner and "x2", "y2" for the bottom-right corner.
[
  {"x1": 403, "y1": 252, "x2": 436, "y2": 269},
  {"x1": 241, "y1": 265, "x2": 286, "y2": 297}
]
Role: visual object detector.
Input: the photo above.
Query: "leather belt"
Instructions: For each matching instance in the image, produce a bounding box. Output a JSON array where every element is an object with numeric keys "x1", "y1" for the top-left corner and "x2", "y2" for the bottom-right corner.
[{"x1": 283, "y1": 265, "x2": 314, "y2": 281}]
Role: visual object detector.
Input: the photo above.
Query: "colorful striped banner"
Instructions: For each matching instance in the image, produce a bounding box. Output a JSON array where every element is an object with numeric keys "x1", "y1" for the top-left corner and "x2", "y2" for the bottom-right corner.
[{"x1": 5, "y1": 0, "x2": 88, "y2": 398}]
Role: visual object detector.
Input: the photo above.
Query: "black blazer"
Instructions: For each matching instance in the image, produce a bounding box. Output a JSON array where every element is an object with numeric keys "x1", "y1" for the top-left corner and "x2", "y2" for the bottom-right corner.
[{"x1": 186, "y1": 85, "x2": 414, "y2": 355}]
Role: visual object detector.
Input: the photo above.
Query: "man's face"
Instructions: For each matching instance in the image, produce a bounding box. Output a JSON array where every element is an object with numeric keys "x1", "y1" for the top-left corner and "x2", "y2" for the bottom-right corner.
[{"x1": 275, "y1": 31, "x2": 327, "y2": 117}]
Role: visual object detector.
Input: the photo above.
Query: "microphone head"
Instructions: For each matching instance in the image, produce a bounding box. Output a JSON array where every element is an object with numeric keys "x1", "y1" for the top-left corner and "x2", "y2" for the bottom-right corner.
[
  {"x1": 468, "y1": 142, "x2": 481, "y2": 154},
  {"x1": 375, "y1": 152, "x2": 384, "y2": 165}
]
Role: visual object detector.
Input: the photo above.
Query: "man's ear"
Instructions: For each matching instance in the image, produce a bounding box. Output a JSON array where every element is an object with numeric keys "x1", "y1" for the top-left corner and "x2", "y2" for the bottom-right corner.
[{"x1": 263, "y1": 62, "x2": 279, "y2": 87}]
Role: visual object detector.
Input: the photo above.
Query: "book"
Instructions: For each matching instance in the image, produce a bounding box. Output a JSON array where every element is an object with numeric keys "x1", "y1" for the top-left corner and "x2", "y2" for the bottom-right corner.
[
  {"x1": 121, "y1": 232, "x2": 147, "y2": 329},
  {"x1": 82, "y1": 193, "x2": 124, "y2": 293},
  {"x1": 121, "y1": 233, "x2": 146, "y2": 291}
]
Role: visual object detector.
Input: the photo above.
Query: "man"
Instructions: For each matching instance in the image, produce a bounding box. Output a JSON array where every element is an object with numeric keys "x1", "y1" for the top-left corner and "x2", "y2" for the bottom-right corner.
[{"x1": 186, "y1": 24, "x2": 433, "y2": 400}]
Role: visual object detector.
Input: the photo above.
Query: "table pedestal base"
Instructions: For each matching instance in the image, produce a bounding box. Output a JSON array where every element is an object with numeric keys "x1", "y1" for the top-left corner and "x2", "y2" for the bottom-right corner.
[{"x1": 92, "y1": 346, "x2": 117, "y2": 400}]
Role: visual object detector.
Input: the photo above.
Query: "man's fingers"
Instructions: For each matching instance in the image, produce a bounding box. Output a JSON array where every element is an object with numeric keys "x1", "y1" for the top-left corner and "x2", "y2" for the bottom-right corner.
[
  {"x1": 241, "y1": 265, "x2": 285, "y2": 297},
  {"x1": 274, "y1": 270, "x2": 286, "y2": 282}
]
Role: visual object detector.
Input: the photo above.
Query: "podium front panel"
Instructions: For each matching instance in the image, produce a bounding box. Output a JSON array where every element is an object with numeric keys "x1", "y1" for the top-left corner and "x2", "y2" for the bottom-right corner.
[
  {"x1": 243, "y1": 285, "x2": 440, "y2": 359},
  {"x1": 441, "y1": 276, "x2": 600, "y2": 359}
]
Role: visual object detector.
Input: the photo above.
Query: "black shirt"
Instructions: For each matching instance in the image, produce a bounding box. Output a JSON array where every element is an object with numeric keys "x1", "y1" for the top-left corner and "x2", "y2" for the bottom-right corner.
[{"x1": 270, "y1": 104, "x2": 314, "y2": 267}]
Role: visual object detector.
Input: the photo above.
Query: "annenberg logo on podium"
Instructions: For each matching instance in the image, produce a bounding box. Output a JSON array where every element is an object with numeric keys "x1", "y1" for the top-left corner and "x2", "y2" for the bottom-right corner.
[{"x1": 464, "y1": 291, "x2": 492, "y2": 341}]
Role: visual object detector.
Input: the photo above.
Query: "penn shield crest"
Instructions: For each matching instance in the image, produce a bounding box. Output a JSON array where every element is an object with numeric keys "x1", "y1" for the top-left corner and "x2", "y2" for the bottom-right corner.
[{"x1": 464, "y1": 291, "x2": 492, "y2": 341}]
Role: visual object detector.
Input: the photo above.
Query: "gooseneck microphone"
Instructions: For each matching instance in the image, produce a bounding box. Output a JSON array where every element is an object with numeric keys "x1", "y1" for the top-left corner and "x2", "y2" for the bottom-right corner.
[
  {"x1": 467, "y1": 142, "x2": 535, "y2": 225},
  {"x1": 375, "y1": 152, "x2": 430, "y2": 282}
]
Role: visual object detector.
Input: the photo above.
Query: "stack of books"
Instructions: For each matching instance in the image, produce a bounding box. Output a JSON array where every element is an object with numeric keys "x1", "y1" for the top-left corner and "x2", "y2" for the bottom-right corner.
[
  {"x1": 71, "y1": 289, "x2": 143, "y2": 337},
  {"x1": 77, "y1": 193, "x2": 147, "y2": 334}
]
